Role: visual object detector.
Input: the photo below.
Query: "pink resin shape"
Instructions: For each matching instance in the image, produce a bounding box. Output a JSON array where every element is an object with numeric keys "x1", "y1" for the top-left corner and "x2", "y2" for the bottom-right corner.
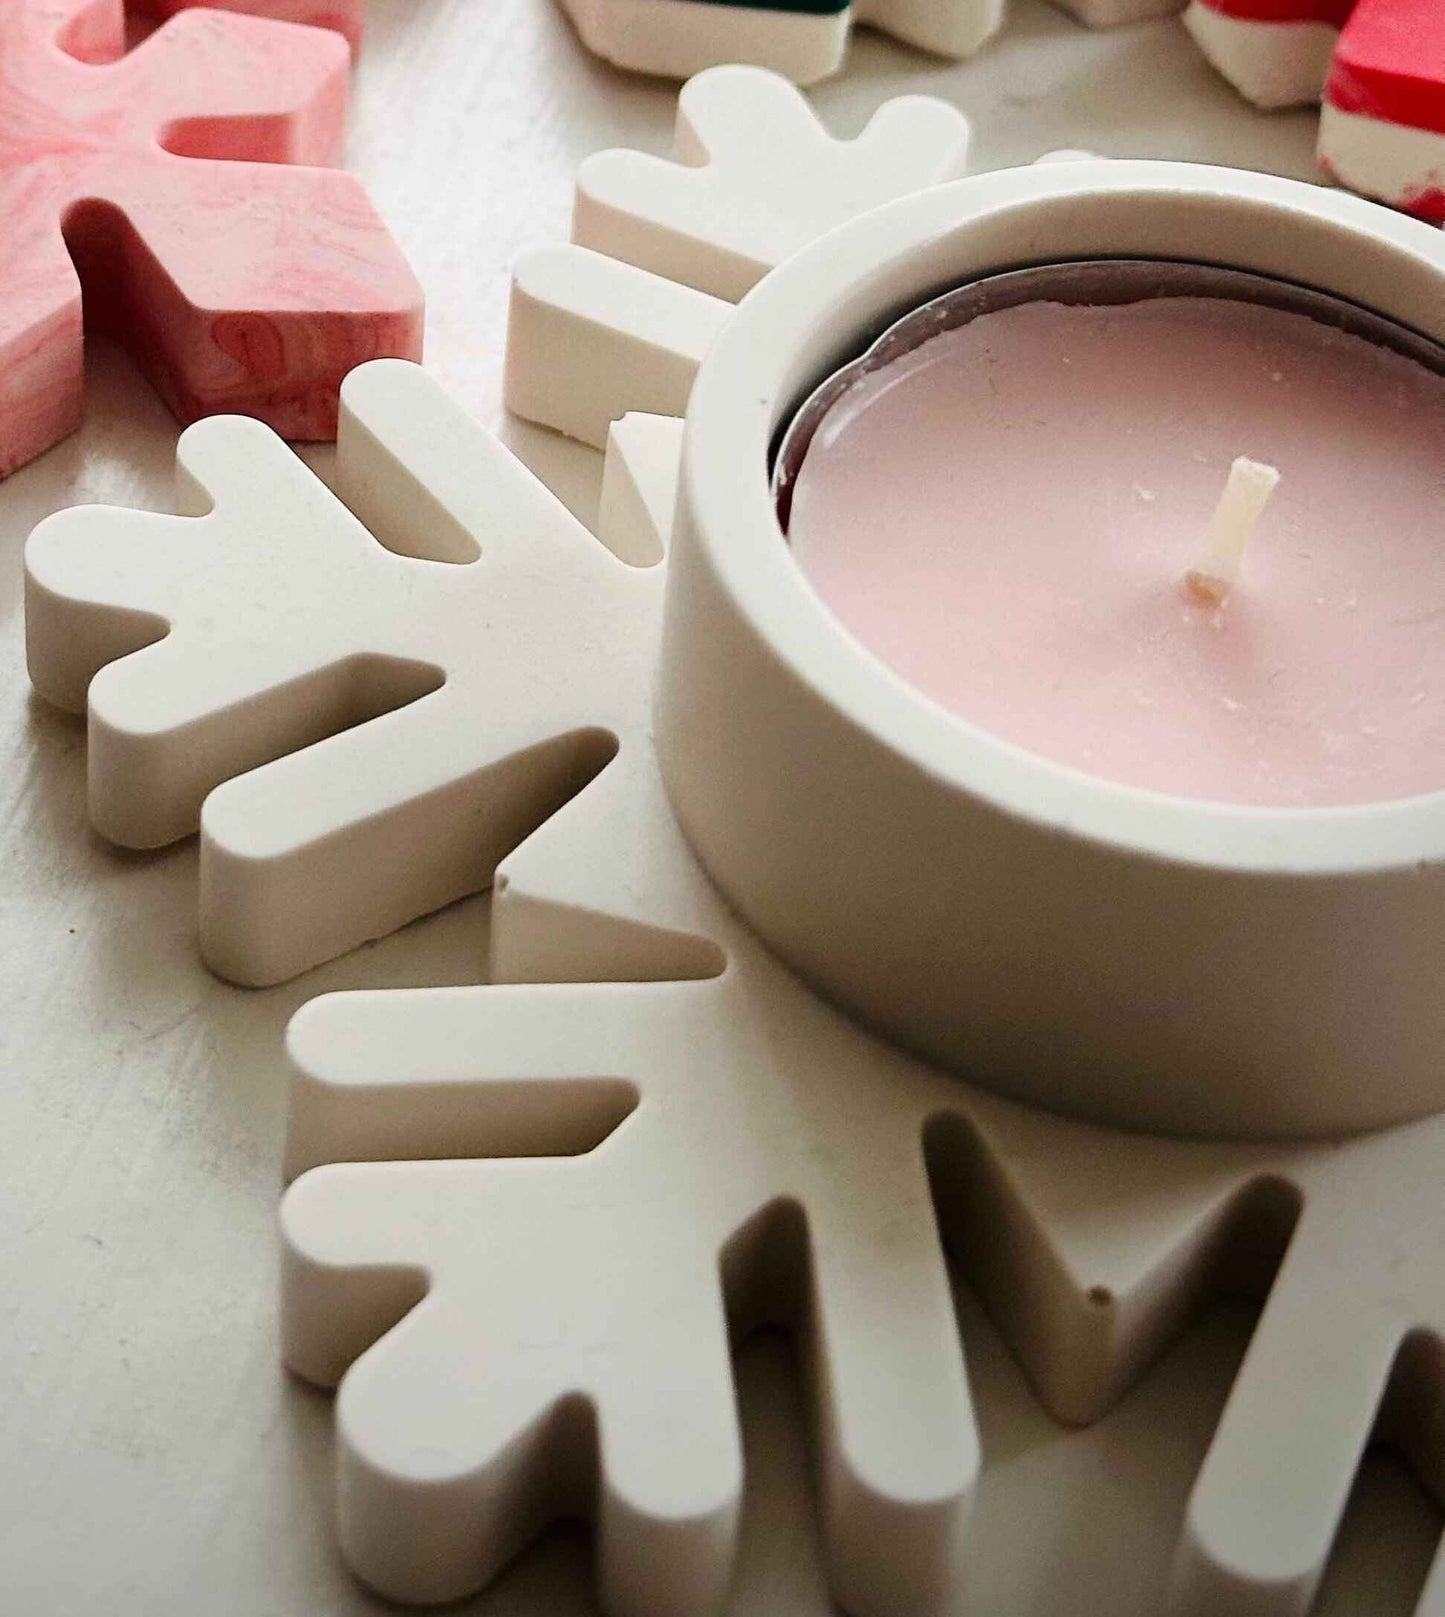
[
  {"x1": 134, "y1": 0, "x2": 363, "y2": 53},
  {"x1": 0, "y1": 0, "x2": 421, "y2": 479},
  {"x1": 788, "y1": 296, "x2": 1445, "y2": 808}
]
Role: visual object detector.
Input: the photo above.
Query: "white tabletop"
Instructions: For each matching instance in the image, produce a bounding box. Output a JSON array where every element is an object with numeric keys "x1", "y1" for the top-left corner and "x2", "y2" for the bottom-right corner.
[{"x1": 1, "y1": 2, "x2": 1437, "y2": 1612}]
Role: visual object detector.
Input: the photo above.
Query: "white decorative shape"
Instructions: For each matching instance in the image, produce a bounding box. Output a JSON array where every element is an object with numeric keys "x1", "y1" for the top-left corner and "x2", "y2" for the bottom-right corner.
[
  {"x1": 598, "y1": 413, "x2": 686, "y2": 565},
  {"x1": 505, "y1": 244, "x2": 729, "y2": 450},
  {"x1": 1319, "y1": 101, "x2": 1445, "y2": 222},
  {"x1": 277, "y1": 184, "x2": 1440, "y2": 1609},
  {"x1": 24, "y1": 76, "x2": 1436, "y2": 1614},
  {"x1": 1182, "y1": 2, "x2": 1339, "y2": 110},
  {"x1": 575, "y1": 67, "x2": 972, "y2": 301},
  {"x1": 555, "y1": 0, "x2": 1184, "y2": 83},
  {"x1": 25, "y1": 360, "x2": 662, "y2": 985},
  {"x1": 282, "y1": 965, "x2": 981, "y2": 1617},
  {"x1": 506, "y1": 65, "x2": 970, "y2": 447},
  {"x1": 1168, "y1": 1126, "x2": 1445, "y2": 1616}
]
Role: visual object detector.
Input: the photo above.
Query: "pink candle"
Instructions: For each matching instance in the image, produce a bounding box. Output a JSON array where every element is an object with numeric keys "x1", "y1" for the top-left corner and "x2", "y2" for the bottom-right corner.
[{"x1": 784, "y1": 288, "x2": 1445, "y2": 807}]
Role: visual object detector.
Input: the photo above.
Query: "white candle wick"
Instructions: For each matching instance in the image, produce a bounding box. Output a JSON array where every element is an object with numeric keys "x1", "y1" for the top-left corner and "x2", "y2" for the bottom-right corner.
[{"x1": 1185, "y1": 456, "x2": 1281, "y2": 605}]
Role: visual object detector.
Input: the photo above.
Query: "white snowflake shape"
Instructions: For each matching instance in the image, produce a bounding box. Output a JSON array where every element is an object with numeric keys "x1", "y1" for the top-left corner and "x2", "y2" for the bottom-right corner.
[
  {"x1": 279, "y1": 419, "x2": 1445, "y2": 1617},
  {"x1": 28, "y1": 63, "x2": 1445, "y2": 1617}
]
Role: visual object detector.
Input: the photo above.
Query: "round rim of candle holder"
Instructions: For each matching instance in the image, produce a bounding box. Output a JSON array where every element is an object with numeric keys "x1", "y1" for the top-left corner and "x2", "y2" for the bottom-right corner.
[
  {"x1": 656, "y1": 159, "x2": 1445, "y2": 1141},
  {"x1": 770, "y1": 258, "x2": 1445, "y2": 528}
]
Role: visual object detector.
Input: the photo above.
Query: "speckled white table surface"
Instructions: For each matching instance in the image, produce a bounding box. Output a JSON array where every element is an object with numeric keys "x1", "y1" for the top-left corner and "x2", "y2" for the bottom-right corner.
[{"x1": 0, "y1": 3, "x2": 1437, "y2": 1612}]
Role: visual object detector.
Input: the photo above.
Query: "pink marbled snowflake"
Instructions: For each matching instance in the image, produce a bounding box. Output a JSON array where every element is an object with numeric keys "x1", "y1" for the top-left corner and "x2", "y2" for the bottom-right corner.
[{"x1": 0, "y1": 0, "x2": 421, "y2": 478}]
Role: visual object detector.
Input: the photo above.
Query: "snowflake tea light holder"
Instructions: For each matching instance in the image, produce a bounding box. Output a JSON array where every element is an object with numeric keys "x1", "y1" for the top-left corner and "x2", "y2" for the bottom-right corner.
[
  {"x1": 660, "y1": 157, "x2": 1445, "y2": 1140},
  {"x1": 29, "y1": 68, "x2": 1445, "y2": 1613},
  {"x1": 275, "y1": 286, "x2": 1445, "y2": 1617}
]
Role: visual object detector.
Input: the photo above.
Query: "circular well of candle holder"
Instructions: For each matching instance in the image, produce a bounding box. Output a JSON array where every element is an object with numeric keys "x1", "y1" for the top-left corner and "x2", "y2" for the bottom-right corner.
[
  {"x1": 657, "y1": 160, "x2": 1445, "y2": 1142},
  {"x1": 770, "y1": 258, "x2": 1445, "y2": 529}
]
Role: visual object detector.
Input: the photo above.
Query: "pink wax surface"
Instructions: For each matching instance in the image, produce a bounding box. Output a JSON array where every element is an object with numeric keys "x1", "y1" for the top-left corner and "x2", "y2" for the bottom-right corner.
[{"x1": 786, "y1": 297, "x2": 1445, "y2": 806}]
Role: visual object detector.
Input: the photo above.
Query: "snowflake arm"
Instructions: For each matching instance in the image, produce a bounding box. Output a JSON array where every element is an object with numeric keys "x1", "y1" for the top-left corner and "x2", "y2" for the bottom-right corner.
[
  {"x1": 1180, "y1": 1271, "x2": 1399, "y2": 1612},
  {"x1": 573, "y1": 65, "x2": 971, "y2": 301},
  {"x1": 505, "y1": 66, "x2": 969, "y2": 448},
  {"x1": 282, "y1": 967, "x2": 980, "y2": 1617},
  {"x1": 284, "y1": 980, "x2": 653, "y2": 1176},
  {"x1": 1175, "y1": 1124, "x2": 1445, "y2": 1612},
  {"x1": 505, "y1": 244, "x2": 729, "y2": 451},
  {"x1": 199, "y1": 699, "x2": 620, "y2": 985},
  {"x1": 597, "y1": 412, "x2": 685, "y2": 566},
  {"x1": 26, "y1": 362, "x2": 661, "y2": 984},
  {"x1": 285, "y1": 1149, "x2": 744, "y2": 1615},
  {"x1": 101, "y1": 5, "x2": 348, "y2": 163},
  {"x1": 30, "y1": 408, "x2": 408, "y2": 845}
]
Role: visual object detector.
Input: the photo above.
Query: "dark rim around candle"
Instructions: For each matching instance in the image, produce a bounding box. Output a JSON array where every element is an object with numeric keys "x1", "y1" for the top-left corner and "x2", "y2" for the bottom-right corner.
[{"x1": 771, "y1": 259, "x2": 1445, "y2": 532}]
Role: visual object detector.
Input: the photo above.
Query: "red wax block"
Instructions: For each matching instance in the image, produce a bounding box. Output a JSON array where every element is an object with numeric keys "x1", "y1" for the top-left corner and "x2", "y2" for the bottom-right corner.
[
  {"x1": 135, "y1": 0, "x2": 364, "y2": 54},
  {"x1": 1194, "y1": 0, "x2": 1354, "y2": 20},
  {"x1": 1326, "y1": 0, "x2": 1445, "y2": 134},
  {"x1": 0, "y1": 0, "x2": 421, "y2": 479}
]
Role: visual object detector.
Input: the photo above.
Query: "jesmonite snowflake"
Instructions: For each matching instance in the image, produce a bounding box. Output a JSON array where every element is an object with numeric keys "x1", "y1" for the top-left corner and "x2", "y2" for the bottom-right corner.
[
  {"x1": 276, "y1": 382, "x2": 1445, "y2": 1617},
  {"x1": 29, "y1": 69, "x2": 1445, "y2": 1616},
  {"x1": 290, "y1": 135, "x2": 1443, "y2": 1611},
  {"x1": 555, "y1": 0, "x2": 1181, "y2": 84},
  {"x1": 0, "y1": 0, "x2": 420, "y2": 479},
  {"x1": 24, "y1": 70, "x2": 973, "y2": 988},
  {"x1": 1184, "y1": 0, "x2": 1445, "y2": 222}
]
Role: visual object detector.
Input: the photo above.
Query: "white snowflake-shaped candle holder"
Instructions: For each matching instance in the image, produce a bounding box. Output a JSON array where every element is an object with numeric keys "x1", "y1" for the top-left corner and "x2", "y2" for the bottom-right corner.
[
  {"x1": 556, "y1": 0, "x2": 1183, "y2": 85},
  {"x1": 291, "y1": 146, "x2": 1444, "y2": 1617},
  {"x1": 28, "y1": 71, "x2": 1445, "y2": 1617}
]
